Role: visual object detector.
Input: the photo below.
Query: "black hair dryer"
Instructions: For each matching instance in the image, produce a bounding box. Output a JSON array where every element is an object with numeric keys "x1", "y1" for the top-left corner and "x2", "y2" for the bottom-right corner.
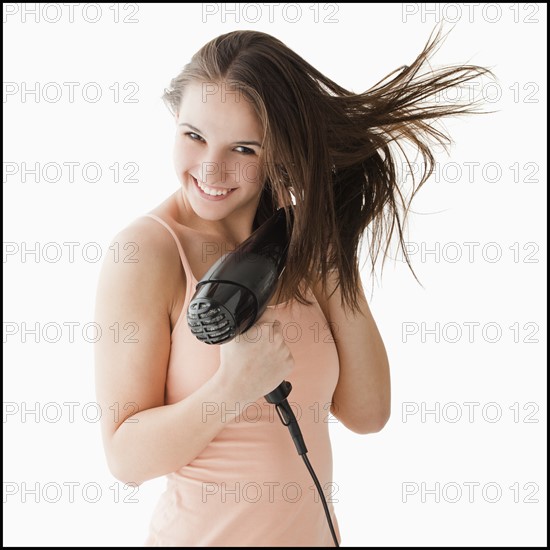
[
  {"x1": 186, "y1": 207, "x2": 293, "y2": 345},
  {"x1": 186, "y1": 207, "x2": 340, "y2": 547},
  {"x1": 186, "y1": 207, "x2": 307, "y2": 454}
]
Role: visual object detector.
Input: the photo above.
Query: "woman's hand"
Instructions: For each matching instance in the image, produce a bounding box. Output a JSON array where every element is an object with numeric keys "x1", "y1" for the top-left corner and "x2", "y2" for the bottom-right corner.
[{"x1": 218, "y1": 310, "x2": 295, "y2": 404}]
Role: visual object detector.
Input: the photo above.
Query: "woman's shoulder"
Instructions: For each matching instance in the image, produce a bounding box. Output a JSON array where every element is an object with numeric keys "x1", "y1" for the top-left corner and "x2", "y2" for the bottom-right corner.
[
  {"x1": 113, "y1": 214, "x2": 177, "y2": 255},
  {"x1": 113, "y1": 192, "x2": 184, "y2": 249},
  {"x1": 104, "y1": 198, "x2": 187, "y2": 289}
]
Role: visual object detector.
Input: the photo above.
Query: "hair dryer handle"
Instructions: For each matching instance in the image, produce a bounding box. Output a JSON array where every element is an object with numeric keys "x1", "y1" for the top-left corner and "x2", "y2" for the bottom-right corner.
[
  {"x1": 264, "y1": 381, "x2": 308, "y2": 455},
  {"x1": 264, "y1": 380, "x2": 292, "y2": 405}
]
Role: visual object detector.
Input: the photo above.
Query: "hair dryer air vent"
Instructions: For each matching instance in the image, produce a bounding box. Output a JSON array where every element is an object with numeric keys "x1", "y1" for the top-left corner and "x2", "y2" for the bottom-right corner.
[
  {"x1": 187, "y1": 281, "x2": 258, "y2": 345},
  {"x1": 187, "y1": 300, "x2": 233, "y2": 344}
]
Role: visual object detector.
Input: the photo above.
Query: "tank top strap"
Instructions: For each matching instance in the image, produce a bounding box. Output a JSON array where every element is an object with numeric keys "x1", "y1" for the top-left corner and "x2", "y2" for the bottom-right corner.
[{"x1": 142, "y1": 213, "x2": 197, "y2": 306}]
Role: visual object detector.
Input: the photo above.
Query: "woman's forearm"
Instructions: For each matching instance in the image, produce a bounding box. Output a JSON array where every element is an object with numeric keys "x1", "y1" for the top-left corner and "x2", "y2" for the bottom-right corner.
[
  {"x1": 313, "y1": 275, "x2": 391, "y2": 434},
  {"x1": 330, "y1": 292, "x2": 391, "y2": 434},
  {"x1": 106, "y1": 367, "x2": 240, "y2": 486}
]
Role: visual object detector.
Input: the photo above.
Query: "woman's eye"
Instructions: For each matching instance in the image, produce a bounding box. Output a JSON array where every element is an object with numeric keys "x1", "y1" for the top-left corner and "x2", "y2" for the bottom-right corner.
[
  {"x1": 183, "y1": 133, "x2": 255, "y2": 155},
  {"x1": 234, "y1": 146, "x2": 255, "y2": 155},
  {"x1": 185, "y1": 132, "x2": 205, "y2": 142}
]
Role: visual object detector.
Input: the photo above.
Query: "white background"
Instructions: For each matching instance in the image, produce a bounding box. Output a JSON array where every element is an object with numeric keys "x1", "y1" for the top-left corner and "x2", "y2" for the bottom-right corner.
[{"x1": 3, "y1": 2, "x2": 547, "y2": 547}]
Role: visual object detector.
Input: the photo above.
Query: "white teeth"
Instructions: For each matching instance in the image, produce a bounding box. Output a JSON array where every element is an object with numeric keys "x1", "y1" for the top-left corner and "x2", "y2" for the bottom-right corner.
[{"x1": 195, "y1": 178, "x2": 233, "y2": 196}]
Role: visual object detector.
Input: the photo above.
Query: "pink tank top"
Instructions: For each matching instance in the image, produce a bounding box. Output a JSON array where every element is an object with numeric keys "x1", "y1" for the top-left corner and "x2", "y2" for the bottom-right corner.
[{"x1": 143, "y1": 213, "x2": 342, "y2": 547}]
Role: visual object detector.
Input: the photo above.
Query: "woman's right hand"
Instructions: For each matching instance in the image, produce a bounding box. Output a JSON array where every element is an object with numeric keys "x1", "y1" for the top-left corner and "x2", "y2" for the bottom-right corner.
[{"x1": 218, "y1": 309, "x2": 295, "y2": 404}]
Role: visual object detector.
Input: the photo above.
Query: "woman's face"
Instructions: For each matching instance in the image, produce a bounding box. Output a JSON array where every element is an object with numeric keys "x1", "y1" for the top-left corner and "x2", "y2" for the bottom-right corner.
[{"x1": 173, "y1": 80, "x2": 265, "y2": 224}]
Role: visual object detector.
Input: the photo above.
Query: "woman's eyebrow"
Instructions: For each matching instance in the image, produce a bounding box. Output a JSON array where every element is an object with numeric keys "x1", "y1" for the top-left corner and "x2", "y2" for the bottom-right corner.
[
  {"x1": 179, "y1": 122, "x2": 262, "y2": 148},
  {"x1": 178, "y1": 122, "x2": 203, "y2": 133},
  {"x1": 235, "y1": 140, "x2": 262, "y2": 148}
]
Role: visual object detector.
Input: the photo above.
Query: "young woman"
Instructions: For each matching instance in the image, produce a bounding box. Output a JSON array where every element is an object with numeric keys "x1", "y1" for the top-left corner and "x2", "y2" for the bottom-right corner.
[{"x1": 94, "y1": 27, "x2": 492, "y2": 546}]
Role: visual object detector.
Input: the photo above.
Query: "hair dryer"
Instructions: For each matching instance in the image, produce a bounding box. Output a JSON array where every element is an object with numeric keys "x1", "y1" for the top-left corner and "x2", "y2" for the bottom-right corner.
[
  {"x1": 185, "y1": 206, "x2": 339, "y2": 546},
  {"x1": 186, "y1": 207, "x2": 306, "y2": 453},
  {"x1": 186, "y1": 206, "x2": 293, "y2": 346}
]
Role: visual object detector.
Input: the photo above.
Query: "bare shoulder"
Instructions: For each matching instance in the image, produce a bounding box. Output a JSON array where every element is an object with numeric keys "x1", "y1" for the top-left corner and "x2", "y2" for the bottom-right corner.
[
  {"x1": 99, "y1": 215, "x2": 186, "y2": 299},
  {"x1": 113, "y1": 215, "x2": 181, "y2": 258}
]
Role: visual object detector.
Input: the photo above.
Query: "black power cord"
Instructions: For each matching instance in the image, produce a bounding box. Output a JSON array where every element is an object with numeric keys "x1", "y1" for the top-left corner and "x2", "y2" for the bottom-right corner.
[
  {"x1": 302, "y1": 453, "x2": 340, "y2": 547},
  {"x1": 267, "y1": 385, "x2": 340, "y2": 547}
]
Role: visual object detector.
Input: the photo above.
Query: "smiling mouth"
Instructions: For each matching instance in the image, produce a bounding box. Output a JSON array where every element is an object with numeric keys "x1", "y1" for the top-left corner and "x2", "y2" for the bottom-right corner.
[{"x1": 192, "y1": 176, "x2": 236, "y2": 197}]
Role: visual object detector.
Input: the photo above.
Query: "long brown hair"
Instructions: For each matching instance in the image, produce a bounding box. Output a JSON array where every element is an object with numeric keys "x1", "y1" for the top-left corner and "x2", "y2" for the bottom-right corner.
[{"x1": 162, "y1": 25, "x2": 494, "y2": 315}]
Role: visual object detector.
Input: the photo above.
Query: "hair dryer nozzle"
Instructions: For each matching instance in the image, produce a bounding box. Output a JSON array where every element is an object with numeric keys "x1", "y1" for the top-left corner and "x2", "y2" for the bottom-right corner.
[{"x1": 187, "y1": 281, "x2": 257, "y2": 345}]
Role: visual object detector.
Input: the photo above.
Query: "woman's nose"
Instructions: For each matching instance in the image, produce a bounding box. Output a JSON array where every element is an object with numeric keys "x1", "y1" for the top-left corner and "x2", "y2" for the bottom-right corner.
[{"x1": 198, "y1": 151, "x2": 238, "y2": 187}]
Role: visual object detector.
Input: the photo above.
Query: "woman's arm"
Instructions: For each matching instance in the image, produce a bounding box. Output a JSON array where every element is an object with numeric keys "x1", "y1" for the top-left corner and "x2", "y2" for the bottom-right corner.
[
  {"x1": 311, "y1": 271, "x2": 391, "y2": 434},
  {"x1": 94, "y1": 218, "x2": 243, "y2": 486}
]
